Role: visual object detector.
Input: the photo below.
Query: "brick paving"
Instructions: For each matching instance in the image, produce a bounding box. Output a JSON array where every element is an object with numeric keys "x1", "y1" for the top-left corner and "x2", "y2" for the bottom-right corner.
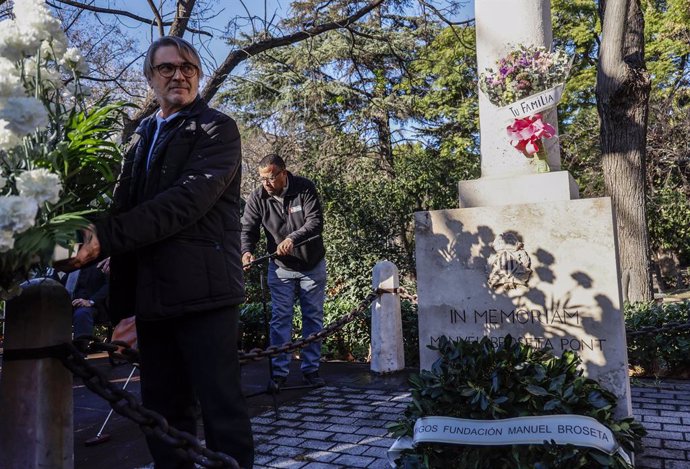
[
  {"x1": 632, "y1": 380, "x2": 690, "y2": 469},
  {"x1": 252, "y1": 386, "x2": 407, "y2": 469},
  {"x1": 249, "y1": 380, "x2": 690, "y2": 469}
]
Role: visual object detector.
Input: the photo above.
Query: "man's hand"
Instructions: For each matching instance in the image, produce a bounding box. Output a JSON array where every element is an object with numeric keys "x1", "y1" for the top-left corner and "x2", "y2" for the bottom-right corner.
[
  {"x1": 276, "y1": 238, "x2": 294, "y2": 256},
  {"x1": 242, "y1": 252, "x2": 255, "y2": 271},
  {"x1": 97, "y1": 257, "x2": 110, "y2": 275},
  {"x1": 72, "y1": 298, "x2": 94, "y2": 308},
  {"x1": 54, "y1": 225, "x2": 101, "y2": 272}
]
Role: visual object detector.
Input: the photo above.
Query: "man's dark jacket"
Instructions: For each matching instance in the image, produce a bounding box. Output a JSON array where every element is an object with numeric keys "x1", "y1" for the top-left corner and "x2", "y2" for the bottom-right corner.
[
  {"x1": 94, "y1": 97, "x2": 245, "y2": 323},
  {"x1": 241, "y1": 172, "x2": 325, "y2": 271},
  {"x1": 71, "y1": 265, "x2": 109, "y2": 304}
]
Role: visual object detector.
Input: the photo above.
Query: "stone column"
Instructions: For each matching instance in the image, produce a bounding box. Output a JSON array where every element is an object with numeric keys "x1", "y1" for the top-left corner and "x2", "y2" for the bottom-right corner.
[
  {"x1": 370, "y1": 261, "x2": 404, "y2": 373},
  {"x1": 475, "y1": 0, "x2": 561, "y2": 177},
  {"x1": 0, "y1": 278, "x2": 74, "y2": 469}
]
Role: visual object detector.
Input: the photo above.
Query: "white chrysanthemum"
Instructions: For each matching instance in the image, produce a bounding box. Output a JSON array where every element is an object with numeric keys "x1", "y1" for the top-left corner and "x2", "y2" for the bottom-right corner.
[
  {"x1": 0, "y1": 58, "x2": 23, "y2": 97},
  {"x1": 0, "y1": 229, "x2": 15, "y2": 252},
  {"x1": 0, "y1": 21, "x2": 27, "y2": 62},
  {"x1": 16, "y1": 168, "x2": 62, "y2": 205},
  {"x1": 0, "y1": 96, "x2": 49, "y2": 137},
  {"x1": 0, "y1": 120, "x2": 22, "y2": 150},
  {"x1": 40, "y1": 38, "x2": 66, "y2": 62},
  {"x1": 23, "y1": 57, "x2": 62, "y2": 88},
  {"x1": 13, "y1": 0, "x2": 66, "y2": 54},
  {"x1": 0, "y1": 195, "x2": 39, "y2": 236},
  {"x1": 60, "y1": 47, "x2": 88, "y2": 75}
]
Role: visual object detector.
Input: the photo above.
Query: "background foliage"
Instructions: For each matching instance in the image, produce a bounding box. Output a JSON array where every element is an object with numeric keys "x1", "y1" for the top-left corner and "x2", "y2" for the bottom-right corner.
[
  {"x1": 228, "y1": 0, "x2": 688, "y2": 301},
  {"x1": 228, "y1": 0, "x2": 689, "y2": 370},
  {"x1": 625, "y1": 300, "x2": 690, "y2": 377}
]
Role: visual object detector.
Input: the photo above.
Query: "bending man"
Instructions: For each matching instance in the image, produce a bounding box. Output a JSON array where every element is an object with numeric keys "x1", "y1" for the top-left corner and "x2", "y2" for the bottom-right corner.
[{"x1": 241, "y1": 154, "x2": 327, "y2": 391}]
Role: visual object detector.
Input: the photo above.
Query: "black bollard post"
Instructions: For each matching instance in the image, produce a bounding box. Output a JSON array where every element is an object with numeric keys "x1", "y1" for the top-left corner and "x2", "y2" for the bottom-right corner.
[{"x1": 0, "y1": 278, "x2": 74, "y2": 469}]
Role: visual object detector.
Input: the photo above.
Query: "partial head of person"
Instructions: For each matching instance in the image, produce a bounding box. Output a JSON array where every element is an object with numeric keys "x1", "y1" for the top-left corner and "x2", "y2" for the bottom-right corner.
[
  {"x1": 143, "y1": 36, "x2": 203, "y2": 118},
  {"x1": 258, "y1": 154, "x2": 288, "y2": 196}
]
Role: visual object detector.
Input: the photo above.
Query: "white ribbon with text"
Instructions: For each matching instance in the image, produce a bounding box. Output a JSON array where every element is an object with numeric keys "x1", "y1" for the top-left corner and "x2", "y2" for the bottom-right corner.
[{"x1": 388, "y1": 414, "x2": 631, "y2": 467}]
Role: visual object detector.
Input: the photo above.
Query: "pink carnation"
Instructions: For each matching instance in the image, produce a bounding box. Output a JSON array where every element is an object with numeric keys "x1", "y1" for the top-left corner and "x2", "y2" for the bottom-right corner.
[{"x1": 506, "y1": 114, "x2": 555, "y2": 156}]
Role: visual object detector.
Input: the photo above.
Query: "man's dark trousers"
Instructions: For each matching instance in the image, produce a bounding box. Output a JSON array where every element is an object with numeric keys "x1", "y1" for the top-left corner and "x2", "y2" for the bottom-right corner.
[{"x1": 136, "y1": 306, "x2": 254, "y2": 469}]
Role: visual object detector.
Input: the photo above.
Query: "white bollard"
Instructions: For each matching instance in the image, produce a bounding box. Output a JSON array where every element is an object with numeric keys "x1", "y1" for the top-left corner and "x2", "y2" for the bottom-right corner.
[{"x1": 371, "y1": 261, "x2": 405, "y2": 373}]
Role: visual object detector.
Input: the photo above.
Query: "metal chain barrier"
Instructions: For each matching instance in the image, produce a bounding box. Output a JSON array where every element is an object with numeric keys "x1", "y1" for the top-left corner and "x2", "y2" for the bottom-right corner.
[
  {"x1": 86, "y1": 290, "x2": 690, "y2": 361},
  {"x1": 237, "y1": 289, "x2": 380, "y2": 363},
  {"x1": 88, "y1": 288, "x2": 393, "y2": 366},
  {"x1": 59, "y1": 341, "x2": 241, "y2": 468},
  {"x1": 626, "y1": 320, "x2": 690, "y2": 339},
  {"x1": 11, "y1": 288, "x2": 387, "y2": 468},
  {"x1": 395, "y1": 286, "x2": 418, "y2": 304}
]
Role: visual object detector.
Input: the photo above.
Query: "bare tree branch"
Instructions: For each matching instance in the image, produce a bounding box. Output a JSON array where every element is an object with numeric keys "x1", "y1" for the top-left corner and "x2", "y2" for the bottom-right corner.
[
  {"x1": 52, "y1": 0, "x2": 211, "y2": 36},
  {"x1": 202, "y1": 0, "x2": 386, "y2": 102},
  {"x1": 125, "y1": 0, "x2": 386, "y2": 136},
  {"x1": 145, "y1": 0, "x2": 165, "y2": 36},
  {"x1": 417, "y1": 0, "x2": 474, "y2": 27},
  {"x1": 168, "y1": 0, "x2": 196, "y2": 37}
]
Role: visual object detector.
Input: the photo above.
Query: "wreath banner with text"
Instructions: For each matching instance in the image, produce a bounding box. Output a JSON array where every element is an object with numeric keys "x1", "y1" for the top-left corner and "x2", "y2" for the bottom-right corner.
[{"x1": 388, "y1": 415, "x2": 631, "y2": 467}]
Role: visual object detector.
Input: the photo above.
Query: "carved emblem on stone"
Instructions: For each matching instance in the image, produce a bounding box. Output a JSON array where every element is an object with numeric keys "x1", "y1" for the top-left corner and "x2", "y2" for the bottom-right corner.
[{"x1": 487, "y1": 232, "x2": 532, "y2": 290}]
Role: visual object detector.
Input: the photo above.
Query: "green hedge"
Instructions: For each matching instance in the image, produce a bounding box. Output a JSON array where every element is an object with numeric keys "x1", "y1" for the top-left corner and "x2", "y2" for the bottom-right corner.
[
  {"x1": 624, "y1": 300, "x2": 690, "y2": 376},
  {"x1": 239, "y1": 298, "x2": 419, "y2": 365}
]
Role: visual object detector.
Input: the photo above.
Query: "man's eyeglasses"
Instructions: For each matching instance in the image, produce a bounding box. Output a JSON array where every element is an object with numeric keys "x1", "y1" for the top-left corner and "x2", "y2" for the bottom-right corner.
[
  {"x1": 260, "y1": 172, "x2": 283, "y2": 183},
  {"x1": 152, "y1": 62, "x2": 199, "y2": 78}
]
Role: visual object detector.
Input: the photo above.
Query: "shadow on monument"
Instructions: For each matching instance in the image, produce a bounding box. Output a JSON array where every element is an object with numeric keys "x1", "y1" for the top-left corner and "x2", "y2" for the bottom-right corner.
[{"x1": 416, "y1": 207, "x2": 630, "y2": 415}]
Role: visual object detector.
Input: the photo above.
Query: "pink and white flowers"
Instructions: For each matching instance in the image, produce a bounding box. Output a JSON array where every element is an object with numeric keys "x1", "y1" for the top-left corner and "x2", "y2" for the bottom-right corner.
[
  {"x1": 479, "y1": 44, "x2": 570, "y2": 107},
  {"x1": 506, "y1": 114, "x2": 555, "y2": 156}
]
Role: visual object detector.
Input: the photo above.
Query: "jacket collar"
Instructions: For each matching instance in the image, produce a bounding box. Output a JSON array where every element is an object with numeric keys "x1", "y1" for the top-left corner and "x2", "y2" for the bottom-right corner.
[{"x1": 134, "y1": 96, "x2": 207, "y2": 136}]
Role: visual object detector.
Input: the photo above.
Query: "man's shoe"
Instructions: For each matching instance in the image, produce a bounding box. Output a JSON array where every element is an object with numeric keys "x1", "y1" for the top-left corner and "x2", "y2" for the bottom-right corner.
[
  {"x1": 267, "y1": 375, "x2": 287, "y2": 394},
  {"x1": 303, "y1": 371, "x2": 325, "y2": 387}
]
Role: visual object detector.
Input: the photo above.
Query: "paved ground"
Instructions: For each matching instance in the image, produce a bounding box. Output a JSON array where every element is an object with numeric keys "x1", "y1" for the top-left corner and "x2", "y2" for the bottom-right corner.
[
  {"x1": 630, "y1": 380, "x2": 690, "y2": 469},
  {"x1": 67, "y1": 356, "x2": 690, "y2": 469},
  {"x1": 70, "y1": 355, "x2": 411, "y2": 469},
  {"x1": 3, "y1": 352, "x2": 690, "y2": 468}
]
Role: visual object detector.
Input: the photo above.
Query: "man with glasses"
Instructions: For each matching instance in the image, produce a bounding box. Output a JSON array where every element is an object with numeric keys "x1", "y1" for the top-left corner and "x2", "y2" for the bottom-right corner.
[
  {"x1": 241, "y1": 154, "x2": 327, "y2": 391},
  {"x1": 56, "y1": 36, "x2": 253, "y2": 468}
]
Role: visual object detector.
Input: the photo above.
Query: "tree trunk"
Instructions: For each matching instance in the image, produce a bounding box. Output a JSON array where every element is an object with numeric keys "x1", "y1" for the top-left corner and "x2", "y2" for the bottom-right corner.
[{"x1": 596, "y1": 0, "x2": 653, "y2": 303}]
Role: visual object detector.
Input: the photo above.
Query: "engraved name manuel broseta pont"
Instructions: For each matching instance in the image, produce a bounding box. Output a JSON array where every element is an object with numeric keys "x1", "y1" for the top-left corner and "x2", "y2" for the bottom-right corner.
[{"x1": 434, "y1": 307, "x2": 606, "y2": 353}]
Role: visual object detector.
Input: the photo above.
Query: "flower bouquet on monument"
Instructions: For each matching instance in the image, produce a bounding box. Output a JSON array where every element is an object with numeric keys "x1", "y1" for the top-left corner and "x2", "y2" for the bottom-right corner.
[
  {"x1": 0, "y1": 0, "x2": 129, "y2": 299},
  {"x1": 479, "y1": 44, "x2": 572, "y2": 173}
]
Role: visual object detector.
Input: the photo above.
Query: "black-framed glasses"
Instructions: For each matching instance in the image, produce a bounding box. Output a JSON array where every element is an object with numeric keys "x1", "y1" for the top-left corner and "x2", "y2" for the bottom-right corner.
[
  {"x1": 260, "y1": 171, "x2": 283, "y2": 183},
  {"x1": 152, "y1": 62, "x2": 199, "y2": 78}
]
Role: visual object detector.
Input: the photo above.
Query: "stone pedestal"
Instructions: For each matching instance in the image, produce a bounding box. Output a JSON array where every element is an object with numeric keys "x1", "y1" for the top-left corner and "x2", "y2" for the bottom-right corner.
[
  {"x1": 0, "y1": 278, "x2": 74, "y2": 469},
  {"x1": 459, "y1": 171, "x2": 579, "y2": 208},
  {"x1": 414, "y1": 198, "x2": 632, "y2": 418}
]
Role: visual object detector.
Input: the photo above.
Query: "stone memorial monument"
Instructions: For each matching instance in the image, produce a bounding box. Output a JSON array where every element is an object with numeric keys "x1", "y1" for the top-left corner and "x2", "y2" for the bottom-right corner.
[{"x1": 414, "y1": 0, "x2": 632, "y2": 418}]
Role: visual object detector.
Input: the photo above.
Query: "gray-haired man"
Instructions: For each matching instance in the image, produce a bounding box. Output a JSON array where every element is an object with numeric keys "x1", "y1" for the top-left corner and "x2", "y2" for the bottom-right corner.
[{"x1": 57, "y1": 36, "x2": 253, "y2": 468}]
